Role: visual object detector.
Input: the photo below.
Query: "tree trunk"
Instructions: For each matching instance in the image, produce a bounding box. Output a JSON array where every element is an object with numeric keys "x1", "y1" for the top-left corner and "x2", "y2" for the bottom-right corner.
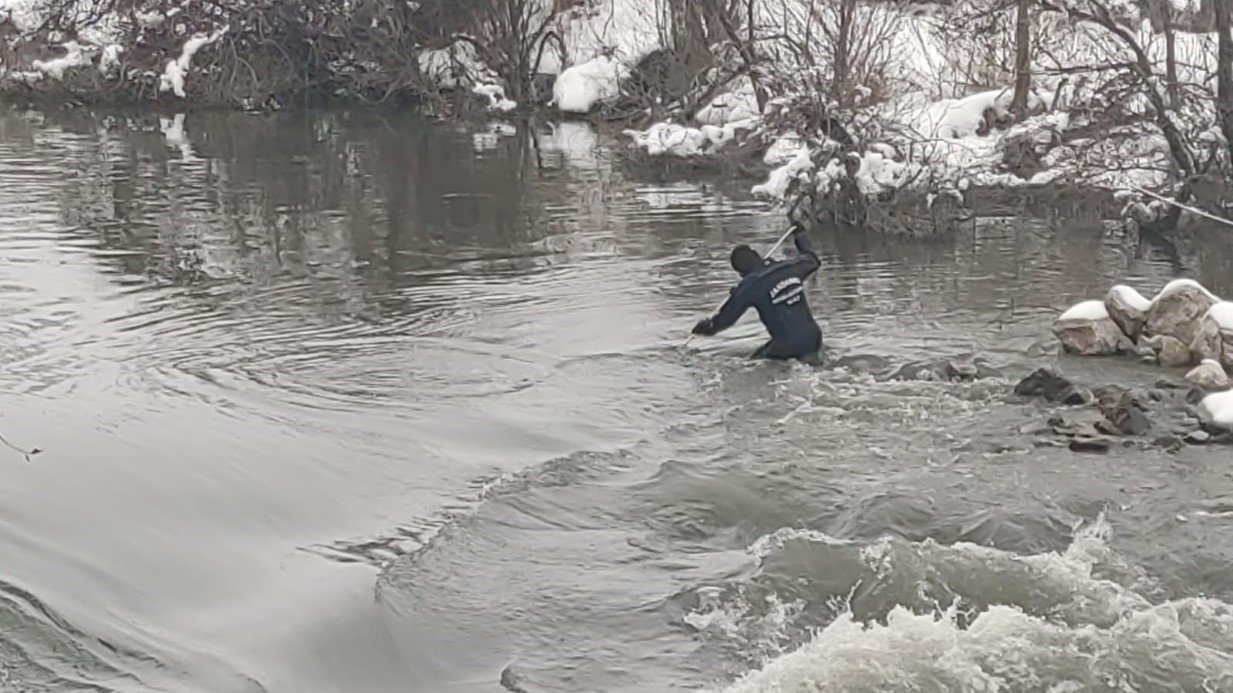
[
  {"x1": 1011, "y1": 0, "x2": 1032, "y2": 115},
  {"x1": 1216, "y1": 0, "x2": 1233, "y2": 165},
  {"x1": 667, "y1": 0, "x2": 714, "y2": 97},
  {"x1": 833, "y1": 0, "x2": 855, "y2": 106},
  {"x1": 1147, "y1": 0, "x2": 1181, "y2": 108}
]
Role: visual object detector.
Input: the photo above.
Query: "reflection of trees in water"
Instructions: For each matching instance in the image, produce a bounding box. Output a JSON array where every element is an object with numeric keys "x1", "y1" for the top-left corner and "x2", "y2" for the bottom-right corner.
[
  {"x1": 41, "y1": 110, "x2": 575, "y2": 315},
  {"x1": 1190, "y1": 226, "x2": 1233, "y2": 296},
  {"x1": 27, "y1": 108, "x2": 1233, "y2": 332}
]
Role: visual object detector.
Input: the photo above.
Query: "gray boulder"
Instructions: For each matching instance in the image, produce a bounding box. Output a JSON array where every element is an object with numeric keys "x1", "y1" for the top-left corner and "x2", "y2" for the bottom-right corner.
[
  {"x1": 1184, "y1": 359, "x2": 1230, "y2": 391},
  {"x1": 1144, "y1": 334, "x2": 1193, "y2": 368},
  {"x1": 1144, "y1": 279, "x2": 1218, "y2": 348},
  {"x1": 1052, "y1": 300, "x2": 1131, "y2": 356},
  {"x1": 1105, "y1": 284, "x2": 1151, "y2": 342},
  {"x1": 1189, "y1": 301, "x2": 1233, "y2": 369}
]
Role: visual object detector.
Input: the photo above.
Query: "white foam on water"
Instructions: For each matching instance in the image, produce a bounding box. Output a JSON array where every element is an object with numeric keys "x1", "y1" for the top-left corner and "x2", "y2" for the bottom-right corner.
[
  {"x1": 709, "y1": 517, "x2": 1233, "y2": 692},
  {"x1": 685, "y1": 586, "x2": 805, "y2": 663}
]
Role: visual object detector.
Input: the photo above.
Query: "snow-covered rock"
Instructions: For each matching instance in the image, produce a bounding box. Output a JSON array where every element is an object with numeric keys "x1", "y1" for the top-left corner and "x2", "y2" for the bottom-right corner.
[
  {"x1": 1104, "y1": 284, "x2": 1151, "y2": 342},
  {"x1": 624, "y1": 118, "x2": 757, "y2": 157},
  {"x1": 99, "y1": 44, "x2": 124, "y2": 75},
  {"x1": 1190, "y1": 301, "x2": 1233, "y2": 369},
  {"x1": 1051, "y1": 300, "x2": 1131, "y2": 356},
  {"x1": 472, "y1": 83, "x2": 516, "y2": 112},
  {"x1": 159, "y1": 26, "x2": 228, "y2": 98},
  {"x1": 1199, "y1": 389, "x2": 1233, "y2": 432},
  {"x1": 32, "y1": 41, "x2": 91, "y2": 79},
  {"x1": 764, "y1": 135, "x2": 808, "y2": 167},
  {"x1": 752, "y1": 147, "x2": 815, "y2": 200},
  {"x1": 851, "y1": 151, "x2": 909, "y2": 196},
  {"x1": 1185, "y1": 359, "x2": 1229, "y2": 391},
  {"x1": 629, "y1": 122, "x2": 706, "y2": 156},
  {"x1": 552, "y1": 56, "x2": 625, "y2": 113},
  {"x1": 1144, "y1": 279, "x2": 1219, "y2": 349}
]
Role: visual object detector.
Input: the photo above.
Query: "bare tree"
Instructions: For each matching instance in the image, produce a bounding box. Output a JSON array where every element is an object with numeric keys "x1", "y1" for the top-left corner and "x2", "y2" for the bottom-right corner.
[
  {"x1": 469, "y1": 0, "x2": 564, "y2": 104},
  {"x1": 1042, "y1": 0, "x2": 1197, "y2": 181},
  {"x1": 1216, "y1": 0, "x2": 1233, "y2": 164}
]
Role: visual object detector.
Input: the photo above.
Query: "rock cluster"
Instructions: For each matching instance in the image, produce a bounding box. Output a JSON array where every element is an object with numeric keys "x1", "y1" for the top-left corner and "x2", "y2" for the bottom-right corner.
[
  {"x1": 1051, "y1": 279, "x2": 1233, "y2": 435},
  {"x1": 1013, "y1": 367, "x2": 1229, "y2": 452}
]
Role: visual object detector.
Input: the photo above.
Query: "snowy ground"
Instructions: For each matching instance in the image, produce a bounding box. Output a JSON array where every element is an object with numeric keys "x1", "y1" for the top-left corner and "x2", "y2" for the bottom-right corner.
[
  {"x1": 1, "y1": 0, "x2": 230, "y2": 101},
  {"x1": 534, "y1": 0, "x2": 1225, "y2": 208}
]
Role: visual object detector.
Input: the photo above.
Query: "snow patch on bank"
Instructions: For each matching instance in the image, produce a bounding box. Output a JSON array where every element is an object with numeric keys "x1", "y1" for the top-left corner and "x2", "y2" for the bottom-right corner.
[
  {"x1": 752, "y1": 148, "x2": 814, "y2": 199},
  {"x1": 623, "y1": 119, "x2": 758, "y2": 157},
  {"x1": 473, "y1": 83, "x2": 516, "y2": 112},
  {"x1": 0, "y1": 0, "x2": 45, "y2": 31},
  {"x1": 159, "y1": 26, "x2": 229, "y2": 98},
  {"x1": 545, "y1": 0, "x2": 664, "y2": 74},
  {"x1": 32, "y1": 41, "x2": 91, "y2": 79},
  {"x1": 552, "y1": 55, "x2": 627, "y2": 113},
  {"x1": 591, "y1": 0, "x2": 1221, "y2": 206}
]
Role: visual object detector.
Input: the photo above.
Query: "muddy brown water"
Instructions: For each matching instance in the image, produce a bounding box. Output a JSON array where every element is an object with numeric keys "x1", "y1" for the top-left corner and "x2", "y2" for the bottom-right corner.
[{"x1": 0, "y1": 108, "x2": 1231, "y2": 692}]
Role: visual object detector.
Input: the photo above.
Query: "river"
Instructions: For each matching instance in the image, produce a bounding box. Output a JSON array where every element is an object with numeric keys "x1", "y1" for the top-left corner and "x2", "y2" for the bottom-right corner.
[{"x1": 0, "y1": 107, "x2": 1231, "y2": 693}]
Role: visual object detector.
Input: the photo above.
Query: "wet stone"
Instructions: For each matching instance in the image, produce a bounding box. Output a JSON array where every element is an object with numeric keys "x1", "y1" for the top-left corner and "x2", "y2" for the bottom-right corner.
[
  {"x1": 1015, "y1": 368, "x2": 1092, "y2": 404},
  {"x1": 1019, "y1": 421, "x2": 1053, "y2": 436},
  {"x1": 1069, "y1": 436, "x2": 1113, "y2": 453},
  {"x1": 1185, "y1": 430, "x2": 1212, "y2": 445},
  {"x1": 1095, "y1": 391, "x2": 1151, "y2": 436},
  {"x1": 889, "y1": 357, "x2": 1005, "y2": 384},
  {"x1": 1185, "y1": 388, "x2": 1209, "y2": 405},
  {"x1": 1151, "y1": 435, "x2": 1185, "y2": 453},
  {"x1": 953, "y1": 363, "x2": 979, "y2": 380}
]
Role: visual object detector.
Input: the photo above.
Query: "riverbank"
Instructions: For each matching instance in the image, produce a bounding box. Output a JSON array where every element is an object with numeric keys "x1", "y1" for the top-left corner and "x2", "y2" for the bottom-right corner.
[{"x1": 2, "y1": 0, "x2": 1229, "y2": 237}]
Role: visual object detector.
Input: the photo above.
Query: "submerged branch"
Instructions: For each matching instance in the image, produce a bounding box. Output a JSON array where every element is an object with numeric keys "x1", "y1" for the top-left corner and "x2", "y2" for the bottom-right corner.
[{"x1": 0, "y1": 430, "x2": 41, "y2": 462}]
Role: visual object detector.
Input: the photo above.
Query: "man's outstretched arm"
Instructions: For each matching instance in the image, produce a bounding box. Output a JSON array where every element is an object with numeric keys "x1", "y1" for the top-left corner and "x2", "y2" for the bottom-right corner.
[
  {"x1": 786, "y1": 226, "x2": 820, "y2": 280},
  {"x1": 693, "y1": 284, "x2": 754, "y2": 336}
]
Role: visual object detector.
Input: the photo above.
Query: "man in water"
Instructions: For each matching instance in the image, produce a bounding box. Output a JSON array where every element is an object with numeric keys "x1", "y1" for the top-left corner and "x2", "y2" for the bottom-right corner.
[{"x1": 691, "y1": 225, "x2": 823, "y2": 361}]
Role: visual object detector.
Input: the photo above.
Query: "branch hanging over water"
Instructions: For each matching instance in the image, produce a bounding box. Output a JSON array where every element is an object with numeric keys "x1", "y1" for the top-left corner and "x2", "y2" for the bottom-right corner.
[
  {"x1": 0, "y1": 431, "x2": 41, "y2": 462},
  {"x1": 1130, "y1": 185, "x2": 1233, "y2": 230}
]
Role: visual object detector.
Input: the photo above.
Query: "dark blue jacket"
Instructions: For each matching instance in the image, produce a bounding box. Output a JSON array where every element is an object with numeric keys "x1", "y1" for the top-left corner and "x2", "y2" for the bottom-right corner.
[{"x1": 696, "y1": 230, "x2": 821, "y2": 352}]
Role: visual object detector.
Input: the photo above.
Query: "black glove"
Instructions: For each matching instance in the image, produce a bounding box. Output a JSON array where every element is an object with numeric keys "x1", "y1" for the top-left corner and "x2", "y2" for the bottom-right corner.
[{"x1": 692, "y1": 317, "x2": 714, "y2": 335}]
